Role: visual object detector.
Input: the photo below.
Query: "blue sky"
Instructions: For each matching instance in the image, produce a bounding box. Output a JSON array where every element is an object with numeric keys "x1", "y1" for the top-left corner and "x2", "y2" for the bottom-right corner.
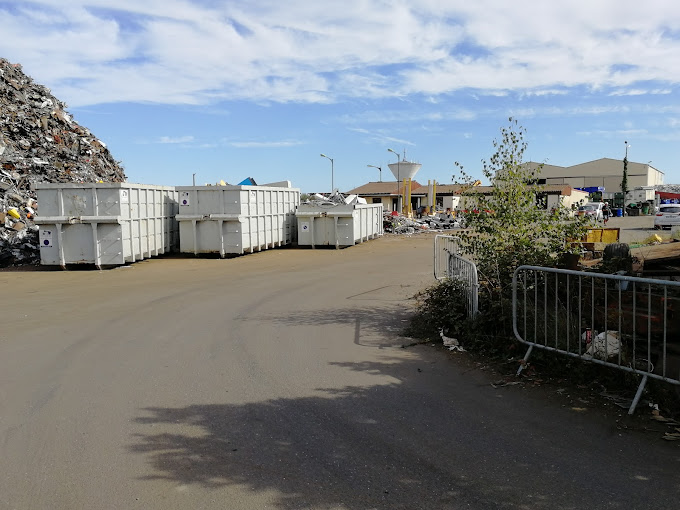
[{"x1": 2, "y1": 0, "x2": 679, "y2": 193}]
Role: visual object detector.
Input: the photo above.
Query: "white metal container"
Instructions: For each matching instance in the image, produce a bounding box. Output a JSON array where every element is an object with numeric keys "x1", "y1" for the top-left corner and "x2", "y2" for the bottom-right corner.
[
  {"x1": 175, "y1": 185, "x2": 300, "y2": 256},
  {"x1": 34, "y1": 183, "x2": 178, "y2": 267},
  {"x1": 295, "y1": 202, "x2": 383, "y2": 248}
]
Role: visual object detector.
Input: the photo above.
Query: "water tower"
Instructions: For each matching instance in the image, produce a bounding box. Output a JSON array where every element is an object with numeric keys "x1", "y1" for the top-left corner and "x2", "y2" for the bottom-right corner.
[
  {"x1": 387, "y1": 150, "x2": 421, "y2": 214},
  {"x1": 387, "y1": 157, "x2": 422, "y2": 182}
]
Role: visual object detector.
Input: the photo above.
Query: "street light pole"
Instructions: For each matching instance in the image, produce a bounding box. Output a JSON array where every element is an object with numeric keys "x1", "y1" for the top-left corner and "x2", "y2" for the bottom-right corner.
[
  {"x1": 320, "y1": 153, "x2": 334, "y2": 194},
  {"x1": 367, "y1": 164, "x2": 382, "y2": 182},
  {"x1": 387, "y1": 148, "x2": 401, "y2": 213}
]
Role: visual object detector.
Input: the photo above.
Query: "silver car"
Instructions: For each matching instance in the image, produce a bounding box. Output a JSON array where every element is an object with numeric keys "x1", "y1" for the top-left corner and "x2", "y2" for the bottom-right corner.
[
  {"x1": 577, "y1": 203, "x2": 604, "y2": 222},
  {"x1": 654, "y1": 204, "x2": 680, "y2": 229}
]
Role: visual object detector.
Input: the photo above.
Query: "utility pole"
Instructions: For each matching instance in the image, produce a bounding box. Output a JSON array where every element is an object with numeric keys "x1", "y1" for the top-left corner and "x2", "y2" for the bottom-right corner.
[{"x1": 367, "y1": 164, "x2": 382, "y2": 182}]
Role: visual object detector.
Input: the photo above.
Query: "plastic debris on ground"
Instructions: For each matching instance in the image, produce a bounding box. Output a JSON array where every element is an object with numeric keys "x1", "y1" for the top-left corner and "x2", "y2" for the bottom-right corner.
[
  {"x1": 584, "y1": 330, "x2": 621, "y2": 360},
  {"x1": 0, "y1": 58, "x2": 126, "y2": 267},
  {"x1": 440, "y1": 329, "x2": 465, "y2": 352}
]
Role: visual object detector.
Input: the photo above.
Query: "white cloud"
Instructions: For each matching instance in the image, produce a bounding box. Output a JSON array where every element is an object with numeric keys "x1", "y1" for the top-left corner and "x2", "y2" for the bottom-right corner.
[
  {"x1": 521, "y1": 89, "x2": 569, "y2": 97},
  {"x1": 157, "y1": 135, "x2": 194, "y2": 144},
  {"x1": 338, "y1": 108, "x2": 477, "y2": 125},
  {"x1": 347, "y1": 127, "x2": 415, "y2": 147},
  {"x1": 576, "y1": 129, "x2": 648, "y2": 137},
  {"x1": 2, "y1": 1, "x2": 680, "y2": 105},
  {"x1": 228, "y1": 140, "x2": 304, "y2": 148}
]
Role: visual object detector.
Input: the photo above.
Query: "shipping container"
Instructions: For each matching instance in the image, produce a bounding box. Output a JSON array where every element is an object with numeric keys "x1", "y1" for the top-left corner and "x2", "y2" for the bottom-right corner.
[
  {"x1": 34, "y1": 183, "x2": 178, "y2": 267},
  {"x1": 175, "y1": 185, "x2": 300, "y2": 256},
  {"x1": 296, "y1": 202, "x2": 383, "y2": 248}
]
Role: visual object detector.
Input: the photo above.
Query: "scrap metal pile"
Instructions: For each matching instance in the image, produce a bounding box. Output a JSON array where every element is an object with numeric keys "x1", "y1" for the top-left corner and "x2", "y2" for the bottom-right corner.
[
  {"x1": 304, "y1": 191, "x2": 367, "y2": 206},
  {"x1": 0, "y1": 58, "x2": 126, "y2": 266},
  {"x1": 655, "y1": 184, "x2": 680, "y2": 194},
  {"x1": 384, "y1": 211, "x2": 461, "y2": 235}
]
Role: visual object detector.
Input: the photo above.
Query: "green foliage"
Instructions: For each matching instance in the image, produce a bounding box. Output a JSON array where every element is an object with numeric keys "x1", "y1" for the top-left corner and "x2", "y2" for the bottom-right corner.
[
  {"x1": 409, "y1": 119, "x2": 590, "y2": 356},
  {"x1": 405, "y1": 279, "x2": 471, "y2": 341},
  {"x1": 406, "y1": 279, "x2": 520, "y2": 356},
  {"x1": 454, "y1": 118, "x2": 590, "y2": 301}
]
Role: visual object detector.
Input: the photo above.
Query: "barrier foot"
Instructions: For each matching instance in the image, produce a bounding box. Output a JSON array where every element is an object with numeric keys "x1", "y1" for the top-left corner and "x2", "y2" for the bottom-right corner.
[
  {"x1": 629, "y1": 374, "x2": 648, "y2": 415},
  {"x1": 517, "y1": 345, "x2": 533, "y2": 376}
]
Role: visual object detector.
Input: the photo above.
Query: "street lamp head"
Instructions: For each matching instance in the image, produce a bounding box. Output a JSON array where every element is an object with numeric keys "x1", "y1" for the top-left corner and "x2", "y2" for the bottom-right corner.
[{"x1": 320, "y1": 153, "x2": 327, "y2": 158}]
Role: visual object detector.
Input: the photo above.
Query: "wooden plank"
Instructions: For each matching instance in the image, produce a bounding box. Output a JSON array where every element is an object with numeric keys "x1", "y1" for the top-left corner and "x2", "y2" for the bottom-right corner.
[{"x1": 631, "y1": 241, "x2": 680, "y2": 263}]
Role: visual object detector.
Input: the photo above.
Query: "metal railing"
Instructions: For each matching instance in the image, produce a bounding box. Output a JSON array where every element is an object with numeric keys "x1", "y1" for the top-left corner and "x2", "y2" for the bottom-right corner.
[
  {"x1": 434, "y1": 235, "x2": 460, "y2": 280},
  {"x1": 513, "y1": 265, "x2": 680, "y2": 414},
  {"x1": 434, "y1": 235, "x2": 479, "y2": 318}
]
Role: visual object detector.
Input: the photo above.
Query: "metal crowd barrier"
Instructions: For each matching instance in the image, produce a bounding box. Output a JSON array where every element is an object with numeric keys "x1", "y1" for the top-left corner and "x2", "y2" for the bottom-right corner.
[
  {"x1": 512, "y1": 265, "x2": 680, "y2": 414},
  {"x1": 434, "y1": 235, "x2": 479, "y2": 318},
  {"x1": 434, "y1": 235, "x2": 460, "y2": 280}
]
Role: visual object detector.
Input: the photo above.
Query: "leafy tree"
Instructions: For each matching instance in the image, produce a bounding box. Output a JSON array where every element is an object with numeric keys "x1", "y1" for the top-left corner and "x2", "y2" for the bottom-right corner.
[{"x1": 454, "y1": 118, "x2": 590, "y2": 307}]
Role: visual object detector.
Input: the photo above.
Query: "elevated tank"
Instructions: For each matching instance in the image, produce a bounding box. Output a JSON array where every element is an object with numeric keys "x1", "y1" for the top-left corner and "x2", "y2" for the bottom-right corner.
[{"x1": 388, "y1": 159, "x2": 421, "y2": 181}]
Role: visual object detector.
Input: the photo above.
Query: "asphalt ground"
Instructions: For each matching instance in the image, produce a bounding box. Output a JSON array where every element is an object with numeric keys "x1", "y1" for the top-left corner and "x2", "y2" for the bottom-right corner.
[
  {"x1": 602, "y1": 214, "x2": 659, "y2": 244},
  {"x1": 1, "y1": 230, "x2": 679, "y2": 509}
]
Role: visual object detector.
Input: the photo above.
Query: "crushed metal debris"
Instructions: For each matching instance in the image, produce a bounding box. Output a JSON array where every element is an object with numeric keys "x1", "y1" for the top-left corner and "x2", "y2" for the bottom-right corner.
[
  {"x1": 384, "y1": 210, "x2": 461, "y2": 235},
  {"x1": 0, "y1": 58, "x2": 126, "y2": 266}
]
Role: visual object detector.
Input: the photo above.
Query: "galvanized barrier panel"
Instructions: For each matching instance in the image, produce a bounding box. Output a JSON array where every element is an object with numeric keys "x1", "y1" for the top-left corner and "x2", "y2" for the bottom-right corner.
[
  {"x1": 512, "y1": 265, "x2": 680, "y2": 414},
  {"x1": 434, "y1": 235, "x2": 460, "y2": 280},
  {"x1": 434, "y1": 235, "x2": 479, "y2": 318}
]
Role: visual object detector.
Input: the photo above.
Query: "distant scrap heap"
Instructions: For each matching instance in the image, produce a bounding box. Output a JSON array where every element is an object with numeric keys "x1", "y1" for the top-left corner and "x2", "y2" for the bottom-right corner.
[{"x1": 0, "y1": 57, "x2": 127, "y2": 266}]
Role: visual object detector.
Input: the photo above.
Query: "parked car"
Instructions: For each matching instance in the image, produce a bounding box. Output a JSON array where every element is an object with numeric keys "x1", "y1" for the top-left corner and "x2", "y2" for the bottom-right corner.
[
  {"x1": 654, "y1": 204, "x2": 680, "y2": 229},
  {"x1": 576, "y1": 202, "x2": 604, "y2": 221}
]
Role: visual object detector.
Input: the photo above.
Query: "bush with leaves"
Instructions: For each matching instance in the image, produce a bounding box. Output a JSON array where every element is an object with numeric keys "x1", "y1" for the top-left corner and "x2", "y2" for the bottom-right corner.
[
  {"x1": 455, "y1": 119, "x2": 590, "y2": 306},
  {"x1": 410, "y1": 119, "x2": 590, "y2": 351},
  {"x1": 405, "y1": 279, "x2": 472, "y2": 340}
]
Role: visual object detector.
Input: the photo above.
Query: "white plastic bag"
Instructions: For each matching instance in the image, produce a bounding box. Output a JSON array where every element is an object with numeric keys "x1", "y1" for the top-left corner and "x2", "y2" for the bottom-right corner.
[{"x1": 586, "y1": 330, "x2": 620, "y2": 359}]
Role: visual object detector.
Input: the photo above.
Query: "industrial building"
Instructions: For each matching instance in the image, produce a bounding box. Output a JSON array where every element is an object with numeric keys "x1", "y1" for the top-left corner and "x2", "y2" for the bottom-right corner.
[{"x1": 523, "y1": 158, "x2": 664, "y2": 191}]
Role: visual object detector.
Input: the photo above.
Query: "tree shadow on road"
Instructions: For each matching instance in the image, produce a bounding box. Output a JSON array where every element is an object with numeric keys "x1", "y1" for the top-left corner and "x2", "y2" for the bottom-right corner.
[
  {"x1": 129, "y1": 355, "x2": 680, "y2": 510},
  {"x1": 130, "y1": 385, "x2": 510, "y2": 509},
  {"x1": 236, "y1": 305, "x2": 419, "y2": 348}
]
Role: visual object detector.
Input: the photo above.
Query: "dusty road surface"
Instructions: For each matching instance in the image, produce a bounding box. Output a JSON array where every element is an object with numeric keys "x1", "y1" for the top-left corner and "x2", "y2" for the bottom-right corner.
[{"x1": 2, "y1": 231, "x2": 679, "y2": 510}]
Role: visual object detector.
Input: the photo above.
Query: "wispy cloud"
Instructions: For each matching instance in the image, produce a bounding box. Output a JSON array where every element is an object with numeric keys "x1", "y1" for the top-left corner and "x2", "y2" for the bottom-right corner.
[
  {"x1": 609, "y1": 88, "x2": 673, "y2": 96},
  {"x1": 228, "y1": 140, "x2": 304, "y2": 148},
  {"x1": 576, "y1": 129, "x2": 649, "y2": 138},
  {"x1": 338, "y1": 108, "x2": 477, "y2": 125},
  {"x1": 157, "y1": 135, "x2": 194, "y2": 144},
  {"x1": 508, "y1": 105, "x2": 631, "y2": 118},
  {"x1": 348, "y1": 127, "x2": 415, "y2": 146},
  {"x1": 520, "y1": 89, "x2": 569, "y2": 97}
]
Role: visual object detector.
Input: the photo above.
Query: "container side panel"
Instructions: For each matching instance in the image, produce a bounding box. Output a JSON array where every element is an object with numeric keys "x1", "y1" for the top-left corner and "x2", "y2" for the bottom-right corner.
[
  {"x1": 38, "y1": 224, "x2": 60, "y2": 265},
  {"x1": 63, "y1": 224, "x2": 95, "y2": 263},
  {"x1": 97, "y1": 224, "x2": 126, "y2": 265}
]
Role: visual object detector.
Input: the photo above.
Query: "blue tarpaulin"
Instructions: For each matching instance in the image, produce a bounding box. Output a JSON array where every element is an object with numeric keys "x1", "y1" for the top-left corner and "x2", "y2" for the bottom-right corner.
[{"x1": 575, "y1": 186, "x2": 605, "y2": 193}]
